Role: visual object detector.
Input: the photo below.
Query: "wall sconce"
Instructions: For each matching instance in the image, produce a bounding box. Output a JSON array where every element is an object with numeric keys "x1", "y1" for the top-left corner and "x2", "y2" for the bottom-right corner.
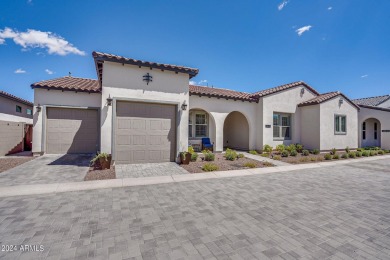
[
  {"x1": 181, "y1": 100, "x2": 187, "y2": 111},
  {"x1": 301, "y1": 88, "x2": 305, "y2": 95},
  {"x1": 36, "y1": 104, "x2": 41, "y2": 112},
  {"x1": 107, "y1": 95, "x2": 113, "y2": 106},
  {"x1": 339, "y1": 98, "x2": 344, "y2": 105}
]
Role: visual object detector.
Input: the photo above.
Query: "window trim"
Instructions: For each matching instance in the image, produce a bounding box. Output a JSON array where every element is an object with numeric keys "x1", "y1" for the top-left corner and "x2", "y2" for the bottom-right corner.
[
  {"x1": 273, "y1": 112, "x2": 292, "y2": 141},
  {"x1": 334, "y1": 114, "x2": 347, "y2": 135},
  {"x1": 189, "y1": 111, "x2": 209, "y2": 138},
  {"x1": 16, "y1": 105, "x2": 22, "y2": 113}
]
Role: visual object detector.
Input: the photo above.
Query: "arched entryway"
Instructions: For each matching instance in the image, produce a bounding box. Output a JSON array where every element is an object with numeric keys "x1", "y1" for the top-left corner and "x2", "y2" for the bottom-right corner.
[
  {"x1": 361, "y1": 118, "x2": 381, "y2": 148},
  {"x1": 188, "y1": 108, "x2": 216, "y2": 152},
  {"x1": 223, "y1": 111, "x2": 249, "y2": 151}
]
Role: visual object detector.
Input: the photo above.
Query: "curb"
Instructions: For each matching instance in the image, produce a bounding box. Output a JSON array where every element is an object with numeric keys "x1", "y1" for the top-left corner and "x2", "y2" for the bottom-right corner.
[{"x1": 0, "y1": 155, "x2": 389, "y2": 198}]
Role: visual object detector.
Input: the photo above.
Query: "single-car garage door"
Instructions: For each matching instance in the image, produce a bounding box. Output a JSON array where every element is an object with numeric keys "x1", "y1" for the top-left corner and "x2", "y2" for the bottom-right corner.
[
  {"x1": 115, "y1": 101, "x2": 176, "y2": 164},
  {"x1": 46, "y1": 107, "x2": 98, "y2": 154}
]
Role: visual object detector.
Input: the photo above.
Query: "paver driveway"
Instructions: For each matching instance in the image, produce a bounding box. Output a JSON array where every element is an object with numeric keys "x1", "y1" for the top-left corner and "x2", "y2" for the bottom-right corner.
[
  {"x1": 0, "y1": 154, "x2": 92, "y2": 186},
  {"x1": 116, "y1": 162, "x2": 189, "y2": 178},
  {"x1": 1, "y1": 159, "x2": 390, "y2": 259}
]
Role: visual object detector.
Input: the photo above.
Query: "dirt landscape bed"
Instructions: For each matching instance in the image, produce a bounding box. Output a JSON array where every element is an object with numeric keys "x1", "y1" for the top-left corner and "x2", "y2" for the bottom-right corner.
[
  {"x1": 0, "y1": 157, "x2": 35, "y2": 173},
  {"x1": 181, "y1": 153, "x2": 273, "y2": 173},
  {"x1": 84, "y1": 165, "x2": 116, "y2": 181}
]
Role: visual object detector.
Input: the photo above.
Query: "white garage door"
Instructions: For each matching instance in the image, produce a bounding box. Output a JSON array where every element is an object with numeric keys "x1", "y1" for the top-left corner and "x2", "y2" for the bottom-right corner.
[
  {"x1": 46, "y1": 107, "x2": 98, "y2": 154},
  {"x1": 115, "y1": 101, "x2": 176, "y2": 164}
]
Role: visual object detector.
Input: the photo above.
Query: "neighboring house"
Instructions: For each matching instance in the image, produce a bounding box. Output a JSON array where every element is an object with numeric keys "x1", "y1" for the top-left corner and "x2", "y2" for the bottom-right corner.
[
  {"x1": 0, "y1": 90, "x2": 33, "y2": 155},
  {"x1": 30, "y1": 51, "x2": 390, "y2": 163},
  {"x1": 353, "y1": 95, "x2": 390, "y2": 148}
]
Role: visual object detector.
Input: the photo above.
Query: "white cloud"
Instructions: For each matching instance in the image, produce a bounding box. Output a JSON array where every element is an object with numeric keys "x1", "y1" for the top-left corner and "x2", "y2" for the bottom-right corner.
[
  {"x1": 278, "y1": 0, "x2": 289, "y2": 11},
  {"x1": 14, "y1": 68, "x2": 26, "y2": 74},
  {"x1": 199, "y1": 80, "x2": 208, "y2": 84},
  {"x1": 328, "y1": 6, "x2": 333, "y2": 10},
  {"x1": 189, "y1": 80, "x2": 196, "y2": 85},
  {"x1": 45, "y1": 69, "x2": 54, "y2": 75},
  {"x1": 296, "y1": 25, "x2": 312, "y2": 36},
  {"x1": 361, "y1": 75, "x2": 368, "y2": 78},
  {"x1": 0, "y1": 27, "x2": 85, "y2": 56}
]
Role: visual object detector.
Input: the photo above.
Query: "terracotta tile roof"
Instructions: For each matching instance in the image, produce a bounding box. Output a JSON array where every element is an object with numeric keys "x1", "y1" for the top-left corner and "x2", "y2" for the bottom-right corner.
[
  {"x1": 93, "y1": 51, "x2": 199, "y2": 85},
  {"x1": 189, "y1": 85, "x2": 258, "y2": 102},
  {"x1": 352, "y1": 95, "x2": 390, "y2": 107},
  {"x1": 250, "y1": 81, "x2": 320, "y2": 98},
  {"x1": 298, "y1": 91, "x2": 360, "y2": 109},
  {"x1": 0, "y1": 90, "x2": 33, "y2": 106},
  {"x1": 31, "y1": 77, "x2": 101, "y2": 93}
]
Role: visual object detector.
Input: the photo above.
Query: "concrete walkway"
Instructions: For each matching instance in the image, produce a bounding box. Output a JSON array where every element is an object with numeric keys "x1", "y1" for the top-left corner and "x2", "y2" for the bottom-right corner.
[
  {"x1": 1, "y1": 155, "x2": 389, "y2": 198},
  {"x1": 241, "y1": 152, "x2": 291, "y2": 166}
]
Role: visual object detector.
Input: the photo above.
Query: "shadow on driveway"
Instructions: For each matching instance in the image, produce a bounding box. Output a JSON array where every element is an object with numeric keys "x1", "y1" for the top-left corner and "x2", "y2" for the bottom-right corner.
[{"x1": 48, "y1": 154, "x2": 92, "y2": 167}]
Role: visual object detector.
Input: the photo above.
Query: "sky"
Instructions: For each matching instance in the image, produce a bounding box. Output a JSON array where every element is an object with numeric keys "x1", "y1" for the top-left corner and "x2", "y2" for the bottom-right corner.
[{"x1": 0, "y1": 0, "x2": 389, "y2": 102}]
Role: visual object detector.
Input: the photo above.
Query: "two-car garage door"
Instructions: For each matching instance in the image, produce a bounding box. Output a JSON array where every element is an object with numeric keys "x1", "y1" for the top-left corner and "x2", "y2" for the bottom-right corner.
[
  {"x1": 46, "y1": 107, "x2": 98, "y2": 154},
  {"x1": 115, "y1": 101, "x2": 176, "y2": 164}
]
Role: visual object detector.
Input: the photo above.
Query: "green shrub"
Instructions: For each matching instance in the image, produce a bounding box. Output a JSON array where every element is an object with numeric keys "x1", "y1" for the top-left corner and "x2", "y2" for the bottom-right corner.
[
  {"x1": 249, "y1": 150, "x2": 258, "y2": 155},
  {"x1": 225, "y1": 148, "x2": 238, "y2": 161},
  {"x1": 345, "y1": 146, "x2": 350, "y2": 153},
  {"x1": 333, "y1": 154, "x2": 339, "y2": 159},
  {"x1": 188, "y1": 146, "x2": 195, "y2": 154},
  {"x1": 276, "y1": 144, "x2": 285, "y2": 153},
  {"x1": 238, "y1": 153, "x2": 245, "y2": 158},
  {"x1": 281, "y1": 150, "x2": 289, "y2": 157},
  {"x1": 356, "y1": 151, "x2": 362, "y2": 157},
  {"x1": 202, "y1": 163, "x2": 219, "y2": 172},
  {"x1": 263, "y1": 145, "x2": 273, "y2": 153},
  {"x1": 357, "y1": 148, "x2": 363, "y2": 152},
  {"x1": 260, "y1": 153, "x2": 269, "y2": 157},
  {"x1": 370, "y1": 151, "x2": 377, "y2": 156},
  {"x1": 273, "y1": 155, "x2": 281, "y2": 160},
  {"x1": 324, "y1": 154, "x2": 332, "y2": 160},
  {"x1": 191, "y1": 153, "x2": 198, "y2": 162},
  {"x1": 384, "y1": 150, "x2": 390, "y2": 154},
  {"x1": 378, "y1": 150, "x2": 384, "y2": 155},
  {"x1": 311, "y1": 149, "x2": 320, "y2": 155},
  {"x1": 290, "y1": 150, "x2": 297, "y2": 156},
  {"x1": 302, "y1": 150, "x2": 310, "y2": 156},
  {"x1": 286, "y1": 144, "x2": 296, "y2": 153},
  {"x1": 295, "y1": 144, "x2": 304, "y2": 153},
  {"x1": 90, "y1": 152, "x2": 110, "y2": 166},
  {"x1": 362, "y1": 151, "x2": 369, "y2": 157},
  {"x1": 330, "y1": 148, "x2": 337, "y2": 155},
  {"x1": 243, "y1": 162, "x2": 257, "y2": 168},
  {"x1": 299, "y1": 157, "x2": 309, "y2": 162},
  {"x1": 263, "y1": 161, "x2": 274, "y2": 167},
  {"x1": 203, "y1": 151, "x2": 215, "y2": 161},
  {"x1": 341, "y1": 153, "x2": 349, "y2": 159},
  {"x1": 348, "y1": 152, "x2": 356, "y2": 158}
]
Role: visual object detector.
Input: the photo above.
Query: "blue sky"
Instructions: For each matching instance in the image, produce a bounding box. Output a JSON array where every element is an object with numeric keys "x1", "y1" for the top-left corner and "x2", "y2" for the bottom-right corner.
[{"x1": 0, "y1": 0, "x2": 389, "y2": 102}]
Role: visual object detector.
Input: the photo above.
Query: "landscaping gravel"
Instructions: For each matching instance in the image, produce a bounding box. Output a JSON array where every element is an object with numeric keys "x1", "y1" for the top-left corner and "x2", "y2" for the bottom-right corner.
[
  {"x1": 0, "y1": 157, "x2": 35, "y2": 173},
  {"x1": 84, "y1": 166, "x2": 116, "y2": 181}
]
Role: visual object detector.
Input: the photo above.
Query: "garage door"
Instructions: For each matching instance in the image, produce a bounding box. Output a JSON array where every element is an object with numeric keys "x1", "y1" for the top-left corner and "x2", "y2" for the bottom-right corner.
[
  {"x1": 115, "y1": 101, "x2": 176, "y2": 164},
  {"x1": 46, "y1": 108, "x2": 98, "y2": 154}
]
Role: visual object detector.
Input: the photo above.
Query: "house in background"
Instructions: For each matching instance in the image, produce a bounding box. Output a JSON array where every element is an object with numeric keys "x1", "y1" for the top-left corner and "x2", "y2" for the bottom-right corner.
[
  {"x1": 30, "y1": 51, "x2": 390, "y2": 163},
  {"x1": 0, "y1": 90, "x2": 33, "y2": 156}
]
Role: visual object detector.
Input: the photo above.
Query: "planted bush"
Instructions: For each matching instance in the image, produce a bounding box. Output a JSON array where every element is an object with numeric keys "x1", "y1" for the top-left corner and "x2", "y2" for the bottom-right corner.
[
  {"x1": 302, "y1": 150, "x2": 310, "y2": 156},
  {"x1": 260, "y1": 153, "x2": 269, "y2": 157},
  {"x1": 345, "y1": 146, "x2": 350, "y2": 153},
  {"x1": 348, "y1": 152, "x2": 356, "y2": 158},
  {"x1": 263, "y1": 161, "x2": 274, "y2": 167},
  {"x1": 378, "y1": 150, "x2": 384, "y2": 155},
  {"x1": 273, "y1": 155, "x2": 282, "y2": 160},
  {"x1": 341, "y1": 153, "x2": 349, "y2": 159},
  {"x1": 263, "y1": 145, "x2": 273, "y2": 153},
  {"x1": 330, "y1": 148, "x2": 337, "y2": 155},
  {"x1": 290, "y1": 150, "x2": 297, "y2": 156},
  {"x1": 295, "y1": 144, "x2": 303, "y2": 153},
  {"x1": 286, "y1": 144, "x2": 296, "y2": 153},
  {"x1": 249, "y1": 150, "x2": 258, "y2": 155},
  {"x1": 333, "y1": 154, "x2": 340, "y2": 159},
  {"x1": 238, "y1": 153, "x2": 245, "y2": 158},
  {"x1": 356, "y1": 151, "x2": 362, "y2": 157},
  {"x1": 243, "y1": 162, "x2": 257, "y2": 168},
  {"x1": 225, "y1": 148, "x2": 238, "y2": 161},
  {"x1": 300, "y1": 157, "x2": 309, "y2": 162},
  {"x1": 281, "y1": 150, "x2": 289, "y2": 157},
  {"x1": 357, "y1": 148, "x2": 363, "y2": 152},
  {"x1": 203, "y1": 151, "x2": 215, "y2": 161},
  {"x1": 311, "y1": 149, "x2": 320, "y2": 155},
  {"x1": 310, "y1": 157, "x2": 317, "y2": 162},
  {"x1": 370, "y1": 151, "x2": 377, "y2": 156},
  {"x1": 276, "y1": 144, "x2": 285, "y2": 153},
  {"x1": 362, "y1": 151, "x2": 369, "y2": 157},
  {"x1": 191, "y1": 153, "x2": 198, "y2": 162},
  {"x1": 202, "y1": 163, "x2": 219, "y2": 172},
  {"x1": 188, "y1": 146, "x2": 195, "y2": 154},
  {"x1": 324, "y1": 154, "x2": 332, "y2": 160}
]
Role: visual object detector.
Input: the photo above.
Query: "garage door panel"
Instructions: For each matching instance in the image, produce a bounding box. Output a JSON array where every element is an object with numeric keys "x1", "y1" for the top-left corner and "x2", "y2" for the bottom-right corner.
[
  {"x1": 116, "y1": 101, "x2": 176, "y2": 164},
  {"x1": 46, "y1": 108, "x2": 98, "y2": 154}
]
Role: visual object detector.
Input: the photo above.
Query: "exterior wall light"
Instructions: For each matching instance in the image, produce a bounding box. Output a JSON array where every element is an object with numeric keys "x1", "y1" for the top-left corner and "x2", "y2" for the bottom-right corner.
[
  {"x1": 339, "y1": 98, "x2": 344, "y2": 105},
  {"x1": 181, "y1": 100, "x2": 188, "y2": 111},
  {"x1": 36, "y1": 104, "x2": 41, "y2": 112},
  {"x1": 301, "y1": 88, "x2": 305, "y2": 95},
  {"x1": 107, "y1": 95, "x2": 113, "y2": 106}
]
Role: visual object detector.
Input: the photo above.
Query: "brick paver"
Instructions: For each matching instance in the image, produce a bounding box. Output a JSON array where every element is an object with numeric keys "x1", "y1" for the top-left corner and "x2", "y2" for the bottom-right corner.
[
  {"x1": 0, "y1": 159, "x2": 390, "y2": 259},
  {"x1": 116, "y1": 162, "x2": 189, "y2": 178}
]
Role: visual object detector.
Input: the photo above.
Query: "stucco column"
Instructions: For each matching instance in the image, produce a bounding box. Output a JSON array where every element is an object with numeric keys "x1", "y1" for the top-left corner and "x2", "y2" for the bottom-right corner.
[{"x1": 209, "y1": 112, "x2": 228, "y2": 152}]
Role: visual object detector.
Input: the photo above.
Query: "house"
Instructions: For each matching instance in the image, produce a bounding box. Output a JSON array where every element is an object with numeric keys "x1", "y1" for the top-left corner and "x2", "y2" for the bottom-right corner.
[
  {"x1": 30, "y1": 51, "x2": 390, "y2": 163},
  {"x1": 0, "y1": 90, "x2": 33, "y2": 156}
]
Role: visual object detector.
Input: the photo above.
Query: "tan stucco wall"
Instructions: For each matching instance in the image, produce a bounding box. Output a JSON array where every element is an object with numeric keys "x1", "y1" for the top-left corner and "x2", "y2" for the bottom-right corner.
[
  {"x1": 0, "y1": 120, "x2": 25, "y2": 156},
  {"x1": 319, "y1": 97, "x2": 358, "y2": 150},
  {"x1": 300, "y1": 105, "x2": 321, "y2": 150},
  {"x1": 358, "y1": 107, "x2": 390, "y2": 149},
  {"x1": 261, "y1": 85, "x2": 318, "y2": 148},
  {"x1": 189, "y1": 95, "x2": 256, "y2": 151},
  {"x1": 32, "y1": 88, "x2": 101, "y2": 154},
  {"x1": 100, "y1": 62, "x2": 190, "y2": 158},
  {"x1": 223, "y1": 111, "x2": 250, "y2": 150}
]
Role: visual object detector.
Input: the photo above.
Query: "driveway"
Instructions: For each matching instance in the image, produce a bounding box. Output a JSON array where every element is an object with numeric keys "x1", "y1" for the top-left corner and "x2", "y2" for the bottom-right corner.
[
  {"x1": 0, "y1": 154, "x2": 92, "y2": 186},
  {"x1": 0, "y1": 159, "x2": 390, "y2": 259},
  {"x1": 116, "y1": 162, "x2": 189, "y2": 178}
]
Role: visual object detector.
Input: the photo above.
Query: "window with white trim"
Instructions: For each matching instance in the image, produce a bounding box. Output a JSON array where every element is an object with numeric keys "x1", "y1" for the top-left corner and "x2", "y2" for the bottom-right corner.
[
  {"x1": 189, "y1": 111, "x2": 208, "y2": 138},
  {"x1": 273, "y1": 113, "x2": 291, "y2": 140},
  {"x1": 27, "y1": 109, "x2": 32, "y2": 115},
  {"x1": 335, "y1": 115, "x2": 347, "y2": 134}
]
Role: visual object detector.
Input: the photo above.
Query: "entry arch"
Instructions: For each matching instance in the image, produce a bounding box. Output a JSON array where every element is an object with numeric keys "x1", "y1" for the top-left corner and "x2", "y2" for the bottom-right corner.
[{"x1": 223, "y1": 111, "x2": 250, "y2": 151}]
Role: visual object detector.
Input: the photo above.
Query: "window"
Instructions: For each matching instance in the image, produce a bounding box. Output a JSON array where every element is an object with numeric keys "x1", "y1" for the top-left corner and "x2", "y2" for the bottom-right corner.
[
  {"x1": 374, "y1": 122, "x2": 378, "y2": 140},
  {"x1": 362, "y1": 122, "x2": 366, "y2": 140},
  {"x1": 16, "y1": 105, "x2": 22, "y2": 113},
  {"x1": 273, "y1": 113, "x2": 291, "y2": 140},
  {"x1": 335, "y1": 115, "x2": 347, "y2": 134},
  {"x1": 27, "y1": 109, "x2": 32, "y2": 115},
  {"x1": 188, "y1": 111, "x2": 208, "y2": 138}
]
